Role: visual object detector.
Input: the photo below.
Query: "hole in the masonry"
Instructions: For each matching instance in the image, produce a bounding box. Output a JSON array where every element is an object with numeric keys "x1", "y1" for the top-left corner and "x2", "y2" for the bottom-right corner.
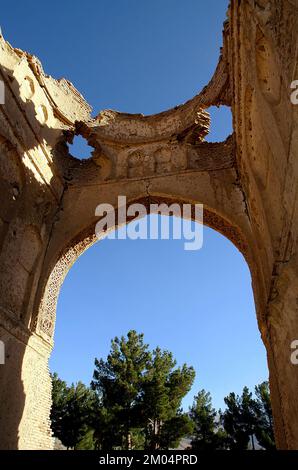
[
  {"x1": 67, "y1": 135, "x2": 94, "y2": 160},
  {"x1": 205, "y1": 105, "x2": 233, "y2": 143}
]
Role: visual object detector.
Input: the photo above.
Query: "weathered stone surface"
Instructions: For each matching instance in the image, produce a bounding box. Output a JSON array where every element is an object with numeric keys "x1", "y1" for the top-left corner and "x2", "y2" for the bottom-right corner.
[{"x1": 0, "y1": 0, "x2": 297, "y2": 449}]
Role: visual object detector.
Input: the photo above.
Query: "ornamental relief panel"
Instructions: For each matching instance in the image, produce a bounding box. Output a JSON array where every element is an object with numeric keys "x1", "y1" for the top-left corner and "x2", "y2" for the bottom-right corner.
[{"x1": 112, "y1": 144, "x2": 188, "y2": 181}]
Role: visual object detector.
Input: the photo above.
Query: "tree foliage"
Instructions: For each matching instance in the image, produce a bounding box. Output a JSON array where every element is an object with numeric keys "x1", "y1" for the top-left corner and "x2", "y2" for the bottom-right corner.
[
  {"x1": 91, "y1": 330, "x2": 150, "y2": 449},
  {"x1": 50, "y1": 332, "x2": 275, "y2": 451},
  {"x1": 220, "y1": 384, "x2": 275, "y2": 450},
  {"x1": 190, "y1": 389, "x2": 227, "y2": 450},
  {"x1": 51, "y1": 373, "x2": 96, "y2": 449},
  {"x1": 141, "y1": 347, "x2": 195, "y2": 450},
  {"x1": 254, "y1": 381, "x2": 275, "y2": 450},
  {"x1": 91, "y1": 331, "x2": 195, "y2": 450}
]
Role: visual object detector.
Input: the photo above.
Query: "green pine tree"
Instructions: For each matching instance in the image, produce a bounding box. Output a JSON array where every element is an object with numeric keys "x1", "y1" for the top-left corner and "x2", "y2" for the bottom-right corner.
[
  {"x1": 254, "y1": 381, "x2": 275, "y2": 449},
  {"x1": 159, "y1": 412, "x2": 194, "y2": 450},
  {"x1": 51, "y1": 374, "x2": 96, "y2": 449},
  {"x1": 221, "y1": 386, "x2": 259, "y2": 450},
  {"x1": 190, "y1": 389, "x2": 227, "y2": 450},
  {"x1": 142, "y1": 347, "x2": 195, "y2": 450},
  {"x1": 91, "y1": 330, "x2": 151, "y2": 450}
]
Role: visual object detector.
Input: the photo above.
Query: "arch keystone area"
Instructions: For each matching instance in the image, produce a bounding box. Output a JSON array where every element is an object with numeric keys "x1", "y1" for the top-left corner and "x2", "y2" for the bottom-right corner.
[{"x1": 0, "y1": 0, "x2": 298, "y2": 450}]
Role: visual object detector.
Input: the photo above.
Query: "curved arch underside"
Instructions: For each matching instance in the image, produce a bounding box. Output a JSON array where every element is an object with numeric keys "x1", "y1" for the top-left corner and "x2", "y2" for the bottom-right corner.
[{"x1": 35, "y1": 194, "x2": 249, "y2": 341}]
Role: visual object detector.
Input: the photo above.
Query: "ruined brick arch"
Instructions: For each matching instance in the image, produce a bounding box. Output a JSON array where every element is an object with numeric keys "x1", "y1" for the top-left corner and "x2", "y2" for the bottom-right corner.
[
  {"x1": 0, "y1": 0, "x2": 298, "y2": 451},
  {"x1": 34, "y1": 193, "x2": 251, "y2": 343}
]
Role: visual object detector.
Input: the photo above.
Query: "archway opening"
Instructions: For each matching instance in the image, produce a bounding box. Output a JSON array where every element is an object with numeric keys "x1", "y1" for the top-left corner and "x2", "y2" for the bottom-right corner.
[{"x1": 49, "y1": 215, "x2": 269, "y2": 450}]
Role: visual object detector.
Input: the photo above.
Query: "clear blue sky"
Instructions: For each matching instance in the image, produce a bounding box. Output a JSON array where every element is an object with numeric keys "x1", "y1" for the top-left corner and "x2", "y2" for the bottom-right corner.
[{"x1": 2, "y1": 0, "x2": 268, "y2": 410}]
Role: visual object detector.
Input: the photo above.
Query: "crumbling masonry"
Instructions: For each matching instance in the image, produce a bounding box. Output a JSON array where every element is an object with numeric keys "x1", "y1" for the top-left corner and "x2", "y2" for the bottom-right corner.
[{"x1": 0, "y1": 0, "x2": 298, "y2": 449}]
